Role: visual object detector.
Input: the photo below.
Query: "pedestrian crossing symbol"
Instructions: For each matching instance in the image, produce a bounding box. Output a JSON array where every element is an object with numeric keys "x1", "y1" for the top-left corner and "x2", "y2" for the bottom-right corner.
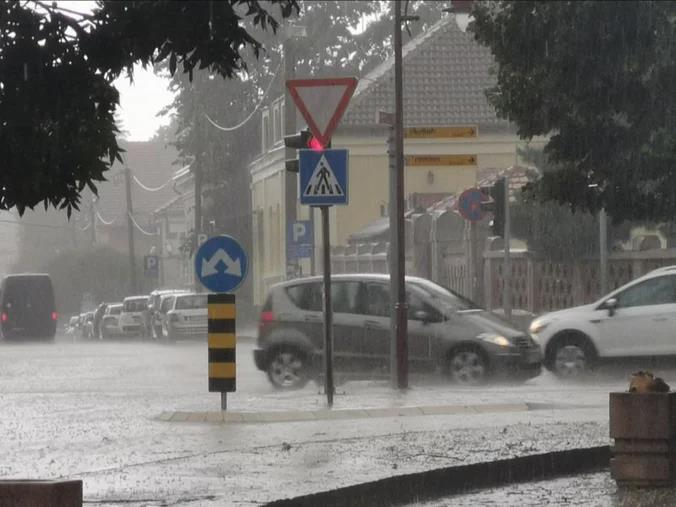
[
  {"x1": 299, "y1": 148, "x2": 349, "y2": 206},
  {"x1": 303, "y1": 155, "x2": 345, "y2": 198}
]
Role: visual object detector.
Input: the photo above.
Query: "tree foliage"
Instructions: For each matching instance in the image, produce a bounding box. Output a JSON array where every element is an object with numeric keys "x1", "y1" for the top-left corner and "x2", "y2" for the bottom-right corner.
[
  {"x1": 0, "y1": 0, "x2": 298, "y2": 215},
  {"x1": 471, "y1": 1, "x2": 676, "y2": 223}
]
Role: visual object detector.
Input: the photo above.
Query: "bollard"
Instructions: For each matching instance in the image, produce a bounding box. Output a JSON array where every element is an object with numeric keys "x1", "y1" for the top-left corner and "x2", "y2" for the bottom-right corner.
[
  {"x1": 610, "y1": 391, "x2": 676, "y2": 486},
  {"x1": 207, "y1": 294, "x2": 236, "y2": 410}
]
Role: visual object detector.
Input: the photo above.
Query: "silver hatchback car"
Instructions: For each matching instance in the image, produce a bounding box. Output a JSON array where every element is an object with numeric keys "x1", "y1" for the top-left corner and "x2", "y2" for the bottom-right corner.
[{"x1": 253, "y1": 274, "x2": 542, "y2": 389}]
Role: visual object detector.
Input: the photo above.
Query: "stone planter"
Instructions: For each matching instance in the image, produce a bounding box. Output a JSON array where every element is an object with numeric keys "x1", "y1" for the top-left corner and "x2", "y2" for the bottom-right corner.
[{"x1": 610, "y1": 392, "x2": 676, "y2": 486}]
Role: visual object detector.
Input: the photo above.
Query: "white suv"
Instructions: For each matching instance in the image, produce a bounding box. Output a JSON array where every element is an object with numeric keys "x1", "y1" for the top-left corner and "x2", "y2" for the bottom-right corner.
[
  {"x1": 161, "y1": 293, "x2": 208, "y2": 342},
  {"x1": 120, "y1": 296, "x2": 149, "y2": 337},
  {"x1": 531, "y1": 266, "x2": 676, "y2": 378}
]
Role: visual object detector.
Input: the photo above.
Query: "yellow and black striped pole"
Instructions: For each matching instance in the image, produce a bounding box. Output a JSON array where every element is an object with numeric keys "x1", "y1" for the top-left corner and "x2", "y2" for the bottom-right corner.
[{"x1": 208, "y1": 294, "x2": 236, "y2": 409}]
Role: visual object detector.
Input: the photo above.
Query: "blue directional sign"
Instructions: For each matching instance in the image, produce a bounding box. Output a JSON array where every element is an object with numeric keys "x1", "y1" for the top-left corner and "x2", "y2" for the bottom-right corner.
[
  {"x1": 194, "y1": 235, "x2": 248, "y2": 293},
  {"x1": 299, "y1": 148, "x2": 349, "y2": 206},
  {"x1": 287, "y1": 220, "x2": 314, "y2": 260}
]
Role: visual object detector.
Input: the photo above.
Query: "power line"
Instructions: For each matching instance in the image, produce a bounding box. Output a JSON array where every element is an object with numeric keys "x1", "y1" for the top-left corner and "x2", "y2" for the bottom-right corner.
[
  {"x1": 204, "y1": 61, "x2": 282, "y2": 133},
  {"x1": 127, "y1": 212, "x2": 159, "y2": 236},
  {"x1": 95, "y1": 209, "x2": 116, "y2": 226},
  {"x1": 132, "y1": 174, "x2": 174, "y2": 193}
]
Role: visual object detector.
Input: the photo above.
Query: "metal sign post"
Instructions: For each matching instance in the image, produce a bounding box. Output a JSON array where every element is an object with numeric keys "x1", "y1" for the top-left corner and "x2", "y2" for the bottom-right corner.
[
  {"x1": 320, "y1": 206, "x2": 334, "y2": 407},
  {"x1": 299, "y1": 150, "x2": 348, "y2": 408}
]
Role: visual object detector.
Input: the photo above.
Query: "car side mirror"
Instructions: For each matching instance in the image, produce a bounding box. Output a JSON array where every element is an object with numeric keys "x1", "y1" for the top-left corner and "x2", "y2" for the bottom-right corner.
[
  {"x1": 414, "y1": 310, "x2": 430, "y2": 324},
  {"x1": 605, "y1": 298, "x2": 618, "y2": 316}
]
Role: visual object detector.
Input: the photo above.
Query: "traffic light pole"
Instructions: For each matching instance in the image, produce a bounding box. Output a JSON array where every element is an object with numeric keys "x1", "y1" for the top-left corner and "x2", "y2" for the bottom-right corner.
[
  {"x1": 320, "y1": 205, "x2": 334, "y2": 407},
  {"x1": 284, "y1": 37, "x2": 298, "y2": 273}
]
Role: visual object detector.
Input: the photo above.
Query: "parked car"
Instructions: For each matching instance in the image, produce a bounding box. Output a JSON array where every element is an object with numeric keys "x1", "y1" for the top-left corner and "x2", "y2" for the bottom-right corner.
[
  {"x1": 100, "y1": 303, "x2": 123, "y2": 339},
  {"x1": 148, "y1": 289, "x2": 189, "y2": 339},
  {"x1": 253, "y1": 274, "x2": 542, "y2": 389},
  {"x1": 531, "y1": 265, "x2": 676, "y2": 379},
  {"x1": 119, "y1": 296, "x2": 149, "y2": 337},
  {"x1": 161, "y1": 293, "x2": 208, "y2": 343}
]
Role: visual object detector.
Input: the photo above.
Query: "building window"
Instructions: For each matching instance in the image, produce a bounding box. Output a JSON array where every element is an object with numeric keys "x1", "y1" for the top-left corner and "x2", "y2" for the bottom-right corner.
[
  {"x1": 261, "y1": 109, "x2": 270, "y2": 153},
  {"x1": 273, "y1": 103, "x2": 281, "y2": 144}
]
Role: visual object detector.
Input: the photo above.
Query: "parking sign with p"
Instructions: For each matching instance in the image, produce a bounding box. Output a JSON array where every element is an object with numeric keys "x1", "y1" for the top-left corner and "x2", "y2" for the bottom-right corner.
[
  {"x1": 287, "y1": 220, "x2": 313, "y2": 260},
  {"x1": 144, "y1": 255, "x2": 159, "y2": 278}
]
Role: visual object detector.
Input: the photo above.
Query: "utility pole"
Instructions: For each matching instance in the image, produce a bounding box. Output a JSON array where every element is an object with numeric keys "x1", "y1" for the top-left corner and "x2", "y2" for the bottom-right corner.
[
  {"x1": 124, "y1": 166, "x2": 137, "y2": 294},
  {"x1": 502, "y1": 176, "x2": 511, "y2": 320},
  {"x1": 89, "y1": 197, "x2": 97, "y2": 246},
  {"x1": 600, "y1": 208, "x2": 608, "y2": 295},
  {"x1": 194, "y1": 158, "x2": 203, "y2": 291},
  {"x1": 391, "y1": 1, "x2": 410, "y2": 389}
]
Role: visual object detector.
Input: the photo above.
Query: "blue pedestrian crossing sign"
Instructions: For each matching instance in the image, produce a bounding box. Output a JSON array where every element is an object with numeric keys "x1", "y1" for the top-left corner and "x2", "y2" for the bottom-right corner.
[
  {"x1": 299, "y1": 149, "x2": 349, "y2": 206},
  {"x1": 194, "y1": 235, "x2": 248, "y2": 293}
]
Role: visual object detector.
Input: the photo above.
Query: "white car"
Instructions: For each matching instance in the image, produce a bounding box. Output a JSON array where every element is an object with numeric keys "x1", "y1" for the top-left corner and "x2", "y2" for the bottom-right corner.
[
  {"x1": 530, "y1": 266, "x2": 676, "y2": 378},
  {"x1": 100, "y1": 303, "x2": 123, "y2": 339},
  {"x1": 120, "y1": 296, "x2": 149, "y2": 337},
  {"x1": 161, "y1": 293, "x2": 208, "y2": 342}
]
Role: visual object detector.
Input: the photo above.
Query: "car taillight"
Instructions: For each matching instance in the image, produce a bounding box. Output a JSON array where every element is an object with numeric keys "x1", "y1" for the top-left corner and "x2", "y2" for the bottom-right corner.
[
  {"x1": 51, "y1": 312, "x2": 58, "y2": 321},
  {"x1": 259, "y1": 311, "x2": 274, "y2": 332},
  {"x1": 1, "y1": 312, "x2": 7, "y2": 322}
]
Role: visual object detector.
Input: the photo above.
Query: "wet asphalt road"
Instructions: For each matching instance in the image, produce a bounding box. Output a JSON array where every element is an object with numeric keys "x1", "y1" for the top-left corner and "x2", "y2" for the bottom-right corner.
[{"x1": 0, "y1": 331, "x2": 660, "y2": 505}]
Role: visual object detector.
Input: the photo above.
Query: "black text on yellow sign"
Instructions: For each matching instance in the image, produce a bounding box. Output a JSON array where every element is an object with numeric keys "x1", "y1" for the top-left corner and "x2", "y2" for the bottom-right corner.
[
  {"x1": 404, "y1": 154, "x2": 477, "y2": 166},
  {"x1": 404, "y1": 126, "x2": 478, "y2": 139},
  {"x1": 208, "y1": 293, "x2": 236, "y2": 393}
]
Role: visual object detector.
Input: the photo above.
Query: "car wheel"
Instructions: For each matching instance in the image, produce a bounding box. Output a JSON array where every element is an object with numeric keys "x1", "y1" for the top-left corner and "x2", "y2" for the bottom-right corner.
[
  {"x1": 266, "y1": 347, "x2": 309, "y2": 389},
  {"x1": 446, "y1": 347, "x2": 488, "y2": 385},
  {"x1": 550, "y1": 336, "x2": 593, "y2": 379}
]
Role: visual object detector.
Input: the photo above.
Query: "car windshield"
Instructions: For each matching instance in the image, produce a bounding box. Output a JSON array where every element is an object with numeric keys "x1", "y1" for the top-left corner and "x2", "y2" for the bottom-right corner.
[
  {"x1": 107, "y1": 305, "x2": 122, "y2": 315},
  {"x1": 123, "y1": 299, "x2": 147, "y2": 312},
  {"x1": 409, "y1": 280, "x2": 480, "y2": 311},
  {"x1": 175, "y1": 295, "x2": 207, "y2": 310}
]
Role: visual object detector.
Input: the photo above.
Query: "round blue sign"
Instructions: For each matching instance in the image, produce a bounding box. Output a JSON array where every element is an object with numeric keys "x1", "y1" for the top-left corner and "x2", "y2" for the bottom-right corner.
[
  {"x1": 458, "y1": 188, "x2": 485, "y2": 222},
  {"x1": 194, "y1": 235, "x2": 248, "y2": 293}
]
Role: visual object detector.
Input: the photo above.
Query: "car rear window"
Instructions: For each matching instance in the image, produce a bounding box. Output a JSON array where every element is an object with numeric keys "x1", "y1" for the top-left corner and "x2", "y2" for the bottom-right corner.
[
  {"x1": 108, "y1": 306, "x2": 122, "y2": 315},
  {"x1": 175, "y1": 295, "x2": 207, "y2": 310},
  {"x1": 285, "y1": 283, "x2": 322, "y2": 312},
  {"x1": 123, "y1": 299, "x2": 147, "y2": 312}
]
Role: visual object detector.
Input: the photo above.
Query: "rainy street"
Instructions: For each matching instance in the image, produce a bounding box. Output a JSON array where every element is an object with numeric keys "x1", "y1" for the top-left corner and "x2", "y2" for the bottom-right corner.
[{"x1": 0, "y1": 331, "x2": 633, "y2": 505}]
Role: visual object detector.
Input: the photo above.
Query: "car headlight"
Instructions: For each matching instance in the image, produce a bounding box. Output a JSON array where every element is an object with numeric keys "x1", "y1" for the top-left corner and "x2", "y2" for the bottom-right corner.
[
  {"x1": 529, "y1": 319, "x2": 550, "y2": 334},
  {"x1": 478, "y1": 333, "x2": 511, "y2": 347}
]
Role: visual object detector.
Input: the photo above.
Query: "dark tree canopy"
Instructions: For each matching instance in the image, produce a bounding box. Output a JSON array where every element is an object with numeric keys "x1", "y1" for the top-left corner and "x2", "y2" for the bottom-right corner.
[
  {"x1": 0, "y1": 0, "x2": 298, "y2": 215},
  {"x1": 471, "y1": 1, "x2": 676, "y2": 223}
]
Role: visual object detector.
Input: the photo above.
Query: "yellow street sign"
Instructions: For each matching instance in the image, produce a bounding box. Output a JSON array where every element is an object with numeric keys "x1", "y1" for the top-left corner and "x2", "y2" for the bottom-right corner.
[
  {"x1": 404, "y1": 126, "x2": 478, "y2": 139},
  {"x1": 405, "y1": 154, "x2": 477, "y2": 166}
]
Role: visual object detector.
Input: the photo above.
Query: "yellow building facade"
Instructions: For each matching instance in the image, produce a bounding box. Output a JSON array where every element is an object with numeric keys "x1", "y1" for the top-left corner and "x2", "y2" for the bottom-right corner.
[{"x1": 249, "y1": 16, "x2": 543, "y2": 305}]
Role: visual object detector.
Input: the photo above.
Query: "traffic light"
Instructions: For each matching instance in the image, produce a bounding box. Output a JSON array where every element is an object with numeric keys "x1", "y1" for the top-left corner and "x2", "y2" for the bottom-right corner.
[
  {"x1": 284, "y1": 129, "x2": 332, "y2": 172},
  {"x1": 480, "y1": 177, "x2": 506, "y2": 237},
  {"x1": 284, "y1": 128, "x2": 312, "y2": 173}
]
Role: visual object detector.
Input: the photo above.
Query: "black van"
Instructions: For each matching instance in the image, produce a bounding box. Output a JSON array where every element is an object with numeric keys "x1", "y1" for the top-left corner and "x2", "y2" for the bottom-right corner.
[{"x1": 0, "y1": 274, "x2": 57, "y2": 340}]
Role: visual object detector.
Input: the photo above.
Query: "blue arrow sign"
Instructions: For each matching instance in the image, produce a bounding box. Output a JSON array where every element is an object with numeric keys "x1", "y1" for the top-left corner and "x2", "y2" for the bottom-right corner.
[
  {"x1": 299, "y1": 149, "x2": 349, "y2": 206},
  {"x1": 194, "y1": 235, "x2": 248, "y2": 293}
]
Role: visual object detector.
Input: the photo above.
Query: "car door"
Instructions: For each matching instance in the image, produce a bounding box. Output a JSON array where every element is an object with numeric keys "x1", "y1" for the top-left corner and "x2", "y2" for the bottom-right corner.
[
  {"x1": 600, "y1": 274, "x2": 676, "y2": 356},
  {"x1": 357, "y1": 281, "x2": 392, "y2": 374},
  {"x1": 330, "y1": 280, "x2": 366, "y2": 372},
  {"x1": 406, "y1": 287, "x2": 443, "y2": 372}
]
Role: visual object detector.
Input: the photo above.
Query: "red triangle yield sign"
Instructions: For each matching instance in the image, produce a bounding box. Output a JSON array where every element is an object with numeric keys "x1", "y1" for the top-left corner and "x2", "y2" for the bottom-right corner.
[{"x1": 286, "y1": 77, "x2": 358, "y2": 147}]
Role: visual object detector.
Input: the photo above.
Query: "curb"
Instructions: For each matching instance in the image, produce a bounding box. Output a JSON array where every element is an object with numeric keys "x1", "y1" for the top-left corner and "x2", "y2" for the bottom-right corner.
[
  {"x1": 264, "y1": 446, "x2": 611, "y2": 507},
  {"x1": 156, "y1": 402, "x2": 534, "y2": 424}
]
